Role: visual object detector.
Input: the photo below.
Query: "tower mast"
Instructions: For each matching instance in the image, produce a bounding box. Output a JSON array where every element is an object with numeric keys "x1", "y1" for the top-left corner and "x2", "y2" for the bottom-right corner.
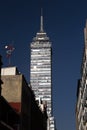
[{"x1": 40, "y1": 8, "x2": 44, "y2": 32}]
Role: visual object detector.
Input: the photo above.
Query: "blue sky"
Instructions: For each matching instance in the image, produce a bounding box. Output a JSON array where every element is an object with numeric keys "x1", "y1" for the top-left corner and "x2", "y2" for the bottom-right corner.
[{"x1": 0, "y1": 0, "x2": 87, "y2": 130}]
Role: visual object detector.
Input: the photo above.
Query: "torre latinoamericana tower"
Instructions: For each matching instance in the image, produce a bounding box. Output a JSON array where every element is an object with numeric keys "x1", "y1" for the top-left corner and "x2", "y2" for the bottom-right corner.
[{"x1": 30, "y1": 12, "x2": 55, "y2": 130}]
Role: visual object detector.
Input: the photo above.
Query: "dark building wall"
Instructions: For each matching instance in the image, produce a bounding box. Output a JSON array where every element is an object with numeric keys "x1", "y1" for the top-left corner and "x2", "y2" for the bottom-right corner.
[
  {"x1": 31, "y1": 92, "x2": 47, "y2": 130},
  {"x1": 21, "y1": 75, "x2": 32, "y2": 130},
  {"x1": 0, "y1": 96, "x2": 20, "y2": 130},
  {"x1": 1, "y1": 67, "x2": 47, "y2": 130},
  {"x1": 21, "y1": 75, "x2": 47, "y2": 130},
  {"x1": 31, "y1": 100, "x2": 43, "y2": 130},
  {"x1": 1, "y1": 74, "x2": 31, "y2": 130}
]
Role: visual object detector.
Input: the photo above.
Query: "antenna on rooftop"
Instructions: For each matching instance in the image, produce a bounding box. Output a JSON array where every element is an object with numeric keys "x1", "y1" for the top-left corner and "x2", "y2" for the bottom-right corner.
[
  {"x1": 40, "y1": 8, "x2": 44, "y2": 32},
  {"x1": 5, "y1": 41, "x2": 15, "y2": 66}
]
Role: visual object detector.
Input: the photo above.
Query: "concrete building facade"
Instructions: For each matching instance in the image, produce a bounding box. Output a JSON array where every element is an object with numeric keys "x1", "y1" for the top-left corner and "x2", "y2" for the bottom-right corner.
[
  {"x1": 0, "y1": 58, "x2": 19, "y2": 130},
  {"x1": 1, "y1": 66, "x2": 47, "y2": 130},
  {"x1": 76, "y1": 22, "x2": 87, "y2": 130}
]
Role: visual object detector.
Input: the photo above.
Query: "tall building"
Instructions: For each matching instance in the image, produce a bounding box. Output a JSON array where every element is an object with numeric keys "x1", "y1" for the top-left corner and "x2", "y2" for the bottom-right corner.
[
  {"x1": 30, "y1": 13, "x2": 52, "y2": 117},
  {"x1": 30, "y1": 12, "x2": 56, "y2": 130},
  {"x1": 76, "y1": 21, "x2": 87, "y2": 130}
]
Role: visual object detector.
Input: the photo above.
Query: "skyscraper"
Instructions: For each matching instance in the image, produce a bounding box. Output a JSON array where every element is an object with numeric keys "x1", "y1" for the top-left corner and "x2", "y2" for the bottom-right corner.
[
  {"x1": 30, "y1": 12, "x2": 52, "y2": 117},
  {"x1": 76, "y1": 21, "x2": 87, "y2": 130},
  {"x1": 30, "y1": 11, "x2": 56, "y2": 130}
]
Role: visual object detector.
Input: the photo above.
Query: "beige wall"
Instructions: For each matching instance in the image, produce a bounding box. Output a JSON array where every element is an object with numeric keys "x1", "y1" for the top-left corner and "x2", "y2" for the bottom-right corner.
[{"x1": 1, "y1": 75, "x2": 22, "y2": 102}]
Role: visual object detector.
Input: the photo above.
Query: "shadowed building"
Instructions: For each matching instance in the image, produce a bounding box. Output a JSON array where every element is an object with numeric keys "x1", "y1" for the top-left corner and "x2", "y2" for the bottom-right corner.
[
  {"x1": 0, "y1": 57, "x2": 19, "y2": 130},
  {"x1": 1, "y1": 66, "x2": 47, "y2": 130},
  {"x1": 0, "y1": 96, "x2": 20, "y2": 130}
]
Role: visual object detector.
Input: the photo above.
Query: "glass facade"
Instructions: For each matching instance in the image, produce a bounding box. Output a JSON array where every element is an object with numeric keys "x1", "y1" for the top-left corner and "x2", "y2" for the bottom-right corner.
[{"x1": 30, "y1": 31, "x2": 52, "y2": 117}]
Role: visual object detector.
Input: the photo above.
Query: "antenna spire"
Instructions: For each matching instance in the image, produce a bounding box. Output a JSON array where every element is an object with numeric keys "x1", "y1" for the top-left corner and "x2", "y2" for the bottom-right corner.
[{"x1": 40, "y1": 8, "x2": 44, "y2": 32}]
